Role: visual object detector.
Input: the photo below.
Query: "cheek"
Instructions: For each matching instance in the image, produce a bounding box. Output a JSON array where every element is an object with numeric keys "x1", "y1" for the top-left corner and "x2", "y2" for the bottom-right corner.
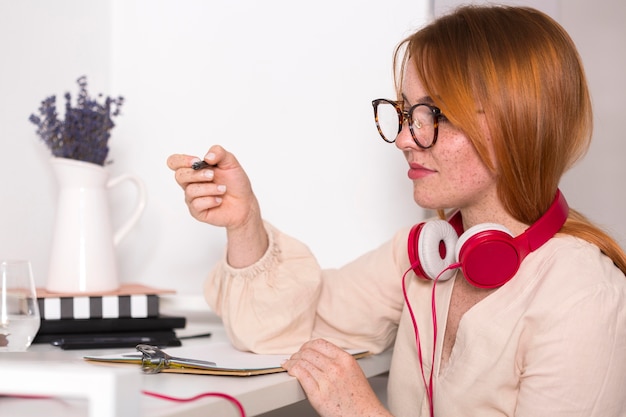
[{"x1": 439, "y1": 135, "x2": 494, "y2": 185}]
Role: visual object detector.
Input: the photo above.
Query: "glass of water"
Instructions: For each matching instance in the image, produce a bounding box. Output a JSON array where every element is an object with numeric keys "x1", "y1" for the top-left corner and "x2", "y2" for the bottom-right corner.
[{"x1": 0, "y1": 260, "x2": 40, "y2": 351}]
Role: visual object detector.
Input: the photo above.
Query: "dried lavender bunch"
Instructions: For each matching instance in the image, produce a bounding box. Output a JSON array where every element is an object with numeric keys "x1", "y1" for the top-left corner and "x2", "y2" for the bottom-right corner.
[{"x1": 28, "y1": 76, "x2": 124, "y2": 166}]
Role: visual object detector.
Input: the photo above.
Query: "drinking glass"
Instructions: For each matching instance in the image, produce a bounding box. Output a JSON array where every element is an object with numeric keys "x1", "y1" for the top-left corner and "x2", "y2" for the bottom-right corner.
[{"x1": 0, "y1": 260, "x2": 41, "y2": 351}]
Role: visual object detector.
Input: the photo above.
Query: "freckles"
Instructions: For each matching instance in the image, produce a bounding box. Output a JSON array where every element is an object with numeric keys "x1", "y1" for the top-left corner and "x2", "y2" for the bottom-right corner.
[{"x1": 440, "y1": 137, "x2": 492, "y2": 187}]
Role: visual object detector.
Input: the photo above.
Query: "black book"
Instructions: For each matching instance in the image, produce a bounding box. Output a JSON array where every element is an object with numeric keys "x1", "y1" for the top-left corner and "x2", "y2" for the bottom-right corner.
[
  {"x1": 36, "y1": 330, "x2": 182, "y2": 350},
  {"x1": 34, "y1": 315, "x2": 187, "y2": 349},
  {"x1": 36, "y1": 314, "x2": 186, "y2": 336},
  {"x1": 36, "y1": 283, "x2": 175, "y2": 320},
  {"x1": 37, "y1": 314, "x2": 187, "y2": 336}
]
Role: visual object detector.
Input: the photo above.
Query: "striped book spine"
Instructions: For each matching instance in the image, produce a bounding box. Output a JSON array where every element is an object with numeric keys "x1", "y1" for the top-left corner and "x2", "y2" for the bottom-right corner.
[{"x1": 37, "y1": 294, "x2": 159, "y2": 320}]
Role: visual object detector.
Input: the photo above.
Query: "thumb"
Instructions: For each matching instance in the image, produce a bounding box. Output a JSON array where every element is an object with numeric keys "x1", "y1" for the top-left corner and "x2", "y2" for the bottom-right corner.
[{"x1": 204, "y1": 145, "x2": 242, "y2": 170}]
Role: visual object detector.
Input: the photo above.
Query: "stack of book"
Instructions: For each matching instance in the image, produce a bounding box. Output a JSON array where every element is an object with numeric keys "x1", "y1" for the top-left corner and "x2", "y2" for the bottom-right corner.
[{"x1": 34, "y1": 283, "x2": 186, "y2": 350}]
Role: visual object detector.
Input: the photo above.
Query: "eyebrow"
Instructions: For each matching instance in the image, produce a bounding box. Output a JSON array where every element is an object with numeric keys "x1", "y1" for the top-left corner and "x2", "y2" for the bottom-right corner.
[{"x1": 401, "y1": 93, "x2": 436, "y2": 106}]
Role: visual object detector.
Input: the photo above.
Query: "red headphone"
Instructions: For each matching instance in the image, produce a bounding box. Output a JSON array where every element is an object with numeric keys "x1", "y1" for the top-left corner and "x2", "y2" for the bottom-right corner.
[{"x1": 407, "y1": 190, "x2": 569, "y2": 288}]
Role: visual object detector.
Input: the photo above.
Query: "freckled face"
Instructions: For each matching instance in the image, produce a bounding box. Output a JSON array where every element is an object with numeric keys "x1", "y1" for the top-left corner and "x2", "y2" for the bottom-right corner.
[{"x1": 396, "y1": 63, "x2": 497, "y2": 211}]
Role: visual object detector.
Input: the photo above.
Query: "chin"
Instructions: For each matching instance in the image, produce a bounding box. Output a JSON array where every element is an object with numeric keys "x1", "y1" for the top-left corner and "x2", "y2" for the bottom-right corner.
[
  {"x1": 412, "y1": 195, "x2": 438, "y2": 211},
  {"x1": 412, "y1": 186, "x2": 451, "y2": 211}
]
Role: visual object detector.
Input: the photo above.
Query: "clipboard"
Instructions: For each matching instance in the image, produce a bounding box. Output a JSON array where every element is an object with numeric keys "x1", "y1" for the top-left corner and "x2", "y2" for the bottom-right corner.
[{"x1": 84, "y1": 342, "x2": 370, "y2": 377}]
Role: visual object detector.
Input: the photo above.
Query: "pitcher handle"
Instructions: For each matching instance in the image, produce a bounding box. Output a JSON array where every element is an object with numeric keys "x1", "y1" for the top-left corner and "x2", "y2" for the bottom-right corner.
[{"x1": 107, "y1": 174, "x2": 147, "y2": 246}]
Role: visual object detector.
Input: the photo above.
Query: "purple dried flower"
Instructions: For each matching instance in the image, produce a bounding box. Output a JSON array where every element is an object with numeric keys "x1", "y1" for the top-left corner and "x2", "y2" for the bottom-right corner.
[{"x1": 28, "y1": 76, "x2": 124, "y2": 166}]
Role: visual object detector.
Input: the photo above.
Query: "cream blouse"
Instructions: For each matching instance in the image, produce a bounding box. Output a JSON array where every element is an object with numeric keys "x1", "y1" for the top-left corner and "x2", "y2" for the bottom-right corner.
[{"x1": 205, "y1": 222, "x2": 626, "y2": 416}]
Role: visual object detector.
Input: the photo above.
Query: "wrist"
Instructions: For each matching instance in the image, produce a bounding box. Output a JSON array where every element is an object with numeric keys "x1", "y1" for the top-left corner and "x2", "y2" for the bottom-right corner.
[{"x1": 225, "y1": 211, "x2": 268, "y2": 268}]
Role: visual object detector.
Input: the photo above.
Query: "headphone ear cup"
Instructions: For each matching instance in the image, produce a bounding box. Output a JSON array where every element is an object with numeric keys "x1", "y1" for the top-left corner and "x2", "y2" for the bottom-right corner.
[
  {"x1": 455, "y1": 223, "x2": 519, "y2": 288},
  {"x1": 410, "y1": 220, "x2": 459, "y2": 281}
]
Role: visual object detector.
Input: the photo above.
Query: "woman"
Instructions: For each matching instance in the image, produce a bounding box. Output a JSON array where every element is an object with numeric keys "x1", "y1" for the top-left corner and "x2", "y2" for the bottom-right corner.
[{"x1": 168, "y1": 5, "x2": 626, "y2": 417}]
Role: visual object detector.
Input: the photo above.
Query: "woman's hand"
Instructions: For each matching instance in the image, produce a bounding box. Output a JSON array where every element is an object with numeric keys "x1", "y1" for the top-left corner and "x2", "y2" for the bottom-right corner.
[
  {"x1": 282, "y1": 339, "x2": 392, "y2": 417},
  {"x1": 167, "y1": 145, "x2": 267, "y2": 267},
  {"x1": 167, "y1": 145, "x2": 256, "y2": 229}
]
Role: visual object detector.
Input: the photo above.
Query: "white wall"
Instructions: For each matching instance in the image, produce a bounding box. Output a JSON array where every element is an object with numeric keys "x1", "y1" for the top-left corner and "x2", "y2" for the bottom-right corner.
[
  {"x1": 1, "y1": 0, "x2": 624, "y2": 295},
  {"x1": 0, "y1": 1, "x2": 113, "y2": 287},
  {"x1": 0, "y1": 0, "x2": 430, "y2": 293}
]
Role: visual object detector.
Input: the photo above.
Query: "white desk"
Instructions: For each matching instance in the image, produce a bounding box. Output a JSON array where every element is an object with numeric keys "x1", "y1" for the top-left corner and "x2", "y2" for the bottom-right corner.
[{"x1": 0, "y1": 305, "x2": 392, "y2": 417}]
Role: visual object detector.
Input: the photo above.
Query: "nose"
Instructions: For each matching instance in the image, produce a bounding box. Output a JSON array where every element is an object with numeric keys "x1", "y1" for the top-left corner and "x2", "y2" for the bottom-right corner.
[{"x1": 395, "y1": 122, "x2": 418, "y2": 151}]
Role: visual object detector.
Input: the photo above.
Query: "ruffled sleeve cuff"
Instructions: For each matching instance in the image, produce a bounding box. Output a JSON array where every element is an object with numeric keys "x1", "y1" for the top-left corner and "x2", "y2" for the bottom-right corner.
[{"x1": 214, "y1": 221, "x2": 282, "y2": 282}]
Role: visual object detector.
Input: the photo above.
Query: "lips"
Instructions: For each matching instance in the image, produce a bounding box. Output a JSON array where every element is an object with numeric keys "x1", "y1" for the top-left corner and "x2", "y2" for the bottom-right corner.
[{"x1": 407, "y1": 162, "x2": 435, "y2": 180}]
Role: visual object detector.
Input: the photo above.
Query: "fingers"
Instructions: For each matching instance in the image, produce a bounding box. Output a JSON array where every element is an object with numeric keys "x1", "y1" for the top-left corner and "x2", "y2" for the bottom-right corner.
[
  {"x1": 165, "y1": 148, "x2": 225, "y2": 217},
  {"x1": 166, "y1": 145, "x2": 229, "y2": 170},
  {"x1": 166, "y1": 153, "x2": 191, "y2": 171},
  {"x1": 296, "y1": 338, "x2": 351, "y2": 362},
  {"x1": 282, "y1": 340, "x2": 387, "y2": 417},
  {"x1": 167, "y1": 146, "x2": 221, "y2": 189},
  {"x1": 185, "y1": 181, "x2": 227, "y2": 212},
  {"x1": 282, "y1": 339, "x2": 356, "y2": 387},
  {"x1": 283, "y1": 339, "x2": 345, "y2": 368},
  {"x1": 282, "y1": 341, "x2": 330, "y2": 403},
  {"x1": 166, "y1": 144, "x2": 258, "y2": 229},
  {"x1": 283, "y1": 339, "x2": 330, "y2": 372}
]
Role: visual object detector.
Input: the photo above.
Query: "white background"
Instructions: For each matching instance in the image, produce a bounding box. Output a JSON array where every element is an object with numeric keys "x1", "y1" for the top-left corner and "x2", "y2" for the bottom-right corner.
[{"x1": 1, "y1": 0, "x2": 624, "y2": 295}]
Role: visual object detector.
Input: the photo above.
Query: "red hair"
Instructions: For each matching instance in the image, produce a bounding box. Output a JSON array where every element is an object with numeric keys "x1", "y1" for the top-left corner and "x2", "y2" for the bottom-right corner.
[{"x1": 395, "y1": 5, "x2": 626, "y2": 273}]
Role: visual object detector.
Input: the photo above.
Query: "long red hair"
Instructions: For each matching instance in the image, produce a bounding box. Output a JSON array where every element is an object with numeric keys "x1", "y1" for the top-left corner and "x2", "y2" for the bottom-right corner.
[{"x1": 394, "y1": 5, "x2": 626, "y2": 274}]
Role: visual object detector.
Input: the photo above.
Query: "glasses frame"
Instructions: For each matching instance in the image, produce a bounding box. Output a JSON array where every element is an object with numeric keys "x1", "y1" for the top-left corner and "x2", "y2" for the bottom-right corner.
[{"x1": 372, "y1": 98, "x2": 442, "y2": 149}]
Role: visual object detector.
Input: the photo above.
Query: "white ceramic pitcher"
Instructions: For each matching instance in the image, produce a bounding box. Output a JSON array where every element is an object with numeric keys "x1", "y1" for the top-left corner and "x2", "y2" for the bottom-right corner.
[{"x1": 46, "y1": 158, "x2": 147, "y2": 293}]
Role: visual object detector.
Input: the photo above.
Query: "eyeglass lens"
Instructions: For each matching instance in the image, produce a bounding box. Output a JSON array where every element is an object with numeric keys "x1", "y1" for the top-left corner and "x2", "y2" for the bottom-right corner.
[{"x1": 374, "y1": 100, "x2": 437, "y2": 148}]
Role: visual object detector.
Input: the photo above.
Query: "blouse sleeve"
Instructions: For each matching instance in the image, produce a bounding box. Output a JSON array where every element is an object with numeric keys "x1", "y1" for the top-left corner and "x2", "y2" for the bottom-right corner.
[{"x1": 204, "y1": 221, "x2": 409, "y2": 354}]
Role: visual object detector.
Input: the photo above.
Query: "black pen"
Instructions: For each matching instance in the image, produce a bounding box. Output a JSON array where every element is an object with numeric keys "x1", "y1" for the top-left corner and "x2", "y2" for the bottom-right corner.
[
  {"x1": 192, "y1": 160, "x2": 211, "y2": 170},
  {"x1": 178, "y1": 332, "x2": 212, "y2": 340}
]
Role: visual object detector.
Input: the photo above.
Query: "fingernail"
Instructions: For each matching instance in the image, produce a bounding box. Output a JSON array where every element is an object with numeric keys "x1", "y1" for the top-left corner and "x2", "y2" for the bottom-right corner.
[
  {"x1": 217, "y1": 185, "x2": 226, "y2": 193},
  {"x1": 205, "y1": 152, "x2": 216, "y2": 161},
  {"x1": 215, "y1": 197, "x2": 223, "y2": 204},
  {"x1": 203, "y1": 170, "x2": 214, "y2": 179}
]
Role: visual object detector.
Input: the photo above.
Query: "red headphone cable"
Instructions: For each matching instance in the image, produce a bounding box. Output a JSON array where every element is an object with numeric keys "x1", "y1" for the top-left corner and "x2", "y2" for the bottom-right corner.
[
  {"x1": 402, "y1": 262, "x2": 460, "y2": 417},
  {"x1": 142, "y1": 390, "x2": 246, "y2": 417}
]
